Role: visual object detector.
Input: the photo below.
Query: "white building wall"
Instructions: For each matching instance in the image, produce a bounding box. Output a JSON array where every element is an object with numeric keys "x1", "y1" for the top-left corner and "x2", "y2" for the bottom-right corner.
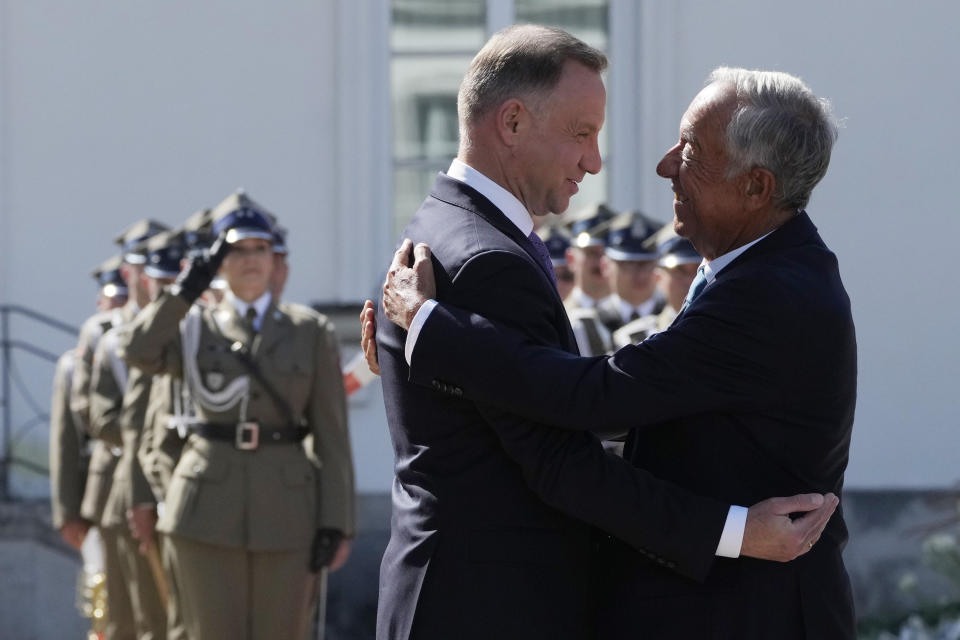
[{"x1": 1, "y1": 0, "x2": 957, "y2": 495}]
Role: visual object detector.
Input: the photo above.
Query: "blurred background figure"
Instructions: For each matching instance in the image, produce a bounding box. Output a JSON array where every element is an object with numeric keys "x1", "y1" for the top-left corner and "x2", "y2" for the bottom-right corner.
[
  {"x1": 595, "y1": 210, "x2": 665, "y2": 337},
  {"x1": 563, "y1": 202, "x2": 615, "y2": 312},
  {"x1": 536, "y1": 223, "x2": 574, "y2": 301},
  {"x1": 122, "y1": 191, "x2": 355, "y2": 640},
  {"x1": 611, "y1": 228, "x2": 702, "y2": 349},
  {"x1": 94, "y1": 256, "x2": 131, "y2": 312}
]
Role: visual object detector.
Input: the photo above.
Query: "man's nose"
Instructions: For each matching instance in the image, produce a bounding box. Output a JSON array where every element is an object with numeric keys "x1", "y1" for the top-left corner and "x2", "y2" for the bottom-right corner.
[
  {"x1": 656, "y1": 143, "x2": 681, "y2": 178},
  {"x1": 581, "y1": 137, "x2": 602, "y2": 175}
]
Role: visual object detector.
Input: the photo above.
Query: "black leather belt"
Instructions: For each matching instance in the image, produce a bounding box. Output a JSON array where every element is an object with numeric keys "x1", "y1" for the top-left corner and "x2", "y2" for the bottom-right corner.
[{"x1": 190, "y1": 422, "x2": 308, "y2": 450}]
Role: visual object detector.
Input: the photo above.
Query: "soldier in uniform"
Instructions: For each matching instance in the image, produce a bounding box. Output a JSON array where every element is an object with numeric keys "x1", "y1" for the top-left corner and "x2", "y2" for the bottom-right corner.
[
  {"x1": 92, "y1": 231, "x2": 187, "y2": 639},
  {"x1": 563, "y1": 202, "x2": 615, "y2": 312},
  {"x1": 95, "y1": 256, "x2": 131, "y2": 312},
  {"x1": 611, "y1": 232, "x2": 703, "y2": 348},
  {"x1": 51, "y1": 257, "x2": 128, "y2": 550},
  {"x1": 536, "y1": 223, "x2": 574, "y2": 301},
  {"x1": 594, "y1": 210, "x2": 666, "y2": 336},
  {"x1": 122, "y1": 191, "x2": 355, "y2": 640},
  {"x1": 76, "y1": 220, "x2": 167, "y2": 640}
]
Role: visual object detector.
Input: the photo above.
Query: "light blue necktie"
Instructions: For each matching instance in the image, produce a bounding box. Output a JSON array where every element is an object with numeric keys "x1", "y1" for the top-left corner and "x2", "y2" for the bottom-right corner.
[{"x1": 681, "y1": 265, "x2": 708, "y2": 312}]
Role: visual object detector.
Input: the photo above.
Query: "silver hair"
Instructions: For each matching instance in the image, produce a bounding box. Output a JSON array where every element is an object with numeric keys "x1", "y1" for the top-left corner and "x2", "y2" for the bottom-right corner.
[
  {"x1": 708, "y1": 67, "x2": 839, "y2": 211},
  {"x1": 457, "y1": 25, "x2": 607, "y2": 143}
]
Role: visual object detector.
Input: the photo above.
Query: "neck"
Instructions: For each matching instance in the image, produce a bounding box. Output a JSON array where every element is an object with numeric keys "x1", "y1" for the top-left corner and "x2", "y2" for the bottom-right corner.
[{"x1": 706, "y1": 207, "x2": 794, "y2": 260}]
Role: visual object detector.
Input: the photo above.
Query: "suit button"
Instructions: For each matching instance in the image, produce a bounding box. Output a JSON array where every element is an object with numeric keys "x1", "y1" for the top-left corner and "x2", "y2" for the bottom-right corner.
[
  {"x1": 453, "y1": 388, "x2": 462, "y2": 397},
  {"x1": 432, "y1": 380, "x2": 440, "y2": 390}
]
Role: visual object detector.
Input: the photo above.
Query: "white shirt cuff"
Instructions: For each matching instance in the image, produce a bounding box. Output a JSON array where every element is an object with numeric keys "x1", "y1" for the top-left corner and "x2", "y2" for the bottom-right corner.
[
  {"x1": 404, "y1": 299, "x2": 438, "y2": 366},
  {"x1": 715, "y1": 505, "x2": 747, "y2": 558}
]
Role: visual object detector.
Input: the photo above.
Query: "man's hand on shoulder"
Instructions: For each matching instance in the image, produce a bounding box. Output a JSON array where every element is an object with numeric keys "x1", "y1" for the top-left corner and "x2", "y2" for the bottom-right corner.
[
  {"x1": 741, "y1": 492, "x2": 839, "y2": 562},
  {"x1": 382, "y1": 238, "x2": 436, "y2": 330}
]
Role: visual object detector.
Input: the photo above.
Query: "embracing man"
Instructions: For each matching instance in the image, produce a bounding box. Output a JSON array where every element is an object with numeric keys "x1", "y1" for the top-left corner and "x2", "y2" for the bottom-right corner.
[{"x1": 370, "y1": 24, "x2": 847, "y2": 640}]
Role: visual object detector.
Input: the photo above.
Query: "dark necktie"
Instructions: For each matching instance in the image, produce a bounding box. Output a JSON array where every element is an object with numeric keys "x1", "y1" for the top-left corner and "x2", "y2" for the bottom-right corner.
[
  {"x1": 681, "y1": 265, "x2": 708, "y2": 312},
  {"x1": 243, "y1": 306, "x2": 258, "y2": 336},
  {"x1": 527, "y1": 231, "x2": 558, "y2": 287}
]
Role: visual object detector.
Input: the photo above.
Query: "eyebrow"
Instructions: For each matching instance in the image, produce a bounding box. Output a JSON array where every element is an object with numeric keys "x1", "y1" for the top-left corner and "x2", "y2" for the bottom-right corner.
[{"x1": 679, "y1": 123, "x2": 696, "y2": 146}]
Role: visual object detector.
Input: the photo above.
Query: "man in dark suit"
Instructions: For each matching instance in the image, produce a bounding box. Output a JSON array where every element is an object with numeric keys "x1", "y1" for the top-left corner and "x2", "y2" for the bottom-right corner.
[
  {"x1": 379, "y1": 67, "x2": 855, "y2": 638},
  {"x1": 374, "y1": 27, "x2": 839, "y2": 640}
]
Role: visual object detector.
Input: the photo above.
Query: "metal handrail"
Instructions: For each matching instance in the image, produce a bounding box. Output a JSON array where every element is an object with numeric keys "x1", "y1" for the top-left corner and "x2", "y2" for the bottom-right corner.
[{"x1": 1, "y1": 304, "x2": 80, "y2": 500}]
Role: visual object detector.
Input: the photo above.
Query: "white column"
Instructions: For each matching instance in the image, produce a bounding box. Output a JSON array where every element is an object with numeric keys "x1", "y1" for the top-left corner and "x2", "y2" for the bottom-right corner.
[{"x1": 333, "y1": 0, "x2": 393, "y2": 302}]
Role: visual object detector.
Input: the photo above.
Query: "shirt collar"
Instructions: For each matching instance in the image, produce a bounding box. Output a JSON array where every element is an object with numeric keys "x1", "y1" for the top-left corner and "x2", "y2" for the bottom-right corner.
[
  {"x1": 571, "y1": 287, "x2": 600, "y2": 309},
  {"x1": 226, "y1": 290, "x2": 272, "y2": 327},
  {"x1": 701, "y1": 231, "x2": 774, "y2": 284},
  {"x1": 447, "y1": 158, "x2": 534, "y2": 236},
  {"x1": 613, "y1": 294, "x2": 660, "y2": 324}
]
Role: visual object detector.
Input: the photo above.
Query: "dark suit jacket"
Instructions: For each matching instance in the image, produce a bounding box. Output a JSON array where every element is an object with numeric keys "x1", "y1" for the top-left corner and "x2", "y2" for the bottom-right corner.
[
  {"x1": 408, "y1": 211, "x2": 857, "y2": 639},
  {"x1": 376, "y1": 173, "x2": 730, "y2": 640}
]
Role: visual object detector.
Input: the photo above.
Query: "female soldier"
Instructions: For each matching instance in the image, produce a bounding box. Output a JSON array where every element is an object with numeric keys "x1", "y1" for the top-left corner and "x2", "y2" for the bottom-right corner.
[{"x1": 122, "y1": 191, "x2": 355, "y2": 640}]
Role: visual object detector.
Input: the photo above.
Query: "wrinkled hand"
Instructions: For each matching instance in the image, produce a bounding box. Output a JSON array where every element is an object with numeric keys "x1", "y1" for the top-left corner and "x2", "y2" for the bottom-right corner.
[
  {"x1": 59, "y1": 519, "x2": 90, "y2": 551},
  {"x1": 127, "y1": 504, "x2": 158, "y2": 555},
  {"x1": 382, "y1": 239, "x2": 436, "y2": 331},
  {"x1": 360, "y1": 300, "x2": 380, "y2": 376},
  {"x1": 173, "y1": 232, "x2": 231, "y2": 303},
  {"x1": 741, "y1": 493, "x2": 839, "y2": 562},
  {"x1": 329, "y1": 539, "x2": 352, "y2": 572}
]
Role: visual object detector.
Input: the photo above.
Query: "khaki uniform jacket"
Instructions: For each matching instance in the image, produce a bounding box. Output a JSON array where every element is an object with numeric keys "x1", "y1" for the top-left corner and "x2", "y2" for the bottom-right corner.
[
  {"x1": 49, "y1": 350, "x2": 90, "y2": 528},
  {"x1": 76, "y1": 306, "x2": 135, "y2": 524},
  {"x1": 138, "y1": 373, "x2": 187, "y2": 504},
  {"x1": 90, "y1": 335, "x2": 156, "y2": 528},
  {"x1": 122, "y1": 292, "x2": 355, "y2": 551}
]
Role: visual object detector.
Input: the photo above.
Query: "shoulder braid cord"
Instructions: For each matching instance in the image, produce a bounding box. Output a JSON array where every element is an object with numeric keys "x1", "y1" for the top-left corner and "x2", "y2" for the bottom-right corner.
[
  {"x1": 104, "y1": 328, "x2": 129, "y2": 392},
  {"x1": 179, "y1": 306, "x2": 251, "y2": 421}
]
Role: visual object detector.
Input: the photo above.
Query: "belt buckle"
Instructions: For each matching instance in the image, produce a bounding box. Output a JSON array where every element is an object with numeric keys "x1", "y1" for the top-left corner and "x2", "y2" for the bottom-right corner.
[{"x1": 235, "y1": 421, "x2": 260, "y2": 450}]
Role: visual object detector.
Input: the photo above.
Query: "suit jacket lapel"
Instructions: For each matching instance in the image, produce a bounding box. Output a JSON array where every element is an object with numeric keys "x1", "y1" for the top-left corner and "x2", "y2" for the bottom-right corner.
[
  {"x1": 429, "y1": 174, "x2": 564, "y2": 304},
  {"x1": 671, "y1": 211, "x2": 822, "y2": 326}
]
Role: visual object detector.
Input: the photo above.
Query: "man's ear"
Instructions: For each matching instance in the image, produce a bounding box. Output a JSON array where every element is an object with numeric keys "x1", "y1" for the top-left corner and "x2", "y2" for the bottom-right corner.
[
  {"x1": 495, "y1": 98, "x2": 527, "y2": 147},
  {"x1": 744, "y1": 167, "x2": 776, "y2": 211}
]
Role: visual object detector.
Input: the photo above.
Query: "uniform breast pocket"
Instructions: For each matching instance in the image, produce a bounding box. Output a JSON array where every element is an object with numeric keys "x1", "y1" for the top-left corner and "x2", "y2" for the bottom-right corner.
[{"x1": 268, "y1": 350, "x2": 313, "y2": 408}]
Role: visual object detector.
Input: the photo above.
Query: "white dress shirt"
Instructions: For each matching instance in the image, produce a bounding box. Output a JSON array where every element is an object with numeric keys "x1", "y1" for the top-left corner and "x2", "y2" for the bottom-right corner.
[{"x1": 404, "y1": 162, "x2": 748, "y2": 558}]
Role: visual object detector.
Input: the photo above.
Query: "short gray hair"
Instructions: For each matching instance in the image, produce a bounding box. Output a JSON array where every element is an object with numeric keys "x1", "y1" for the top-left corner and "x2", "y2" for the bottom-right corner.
[
  {"x1": 458, "y1": 25, "x2": 607, "y2": 134},
  {"x1": 708, "y1": 67, "x2": 839, "y2": 212}
]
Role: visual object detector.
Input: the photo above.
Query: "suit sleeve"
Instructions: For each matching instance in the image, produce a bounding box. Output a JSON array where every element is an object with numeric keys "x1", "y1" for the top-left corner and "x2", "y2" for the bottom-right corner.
[
  {"x1": 434, "y1": 251, "x2": 729, "y2": 580},
  {"x1": 410, "y1": 275, "x2": 784, "y2": 433}
]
